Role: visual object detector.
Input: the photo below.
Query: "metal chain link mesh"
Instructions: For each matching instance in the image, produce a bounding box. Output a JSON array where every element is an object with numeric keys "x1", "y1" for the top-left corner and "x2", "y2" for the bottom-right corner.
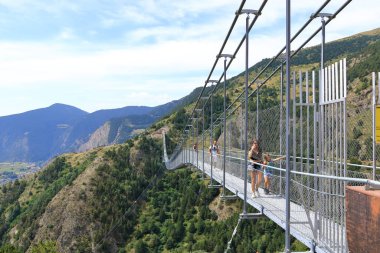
[{"x1": 165, "y1": 61, "x2": 379, "y2": 253}]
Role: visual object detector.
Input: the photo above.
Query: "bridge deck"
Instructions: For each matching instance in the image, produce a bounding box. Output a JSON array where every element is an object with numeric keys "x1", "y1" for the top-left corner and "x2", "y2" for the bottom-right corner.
[{"x1": 172, "y1": 155, "x2": 346, "y2": 253}]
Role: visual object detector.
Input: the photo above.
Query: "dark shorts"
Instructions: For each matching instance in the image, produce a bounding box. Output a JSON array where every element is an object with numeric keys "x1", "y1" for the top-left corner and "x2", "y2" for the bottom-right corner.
[
  {"x1": 254, "y1": 164, "x2": 262, "y2": 171},
  {"x1": 248, "y1": 163, "x2": 262, "y2": 171}
]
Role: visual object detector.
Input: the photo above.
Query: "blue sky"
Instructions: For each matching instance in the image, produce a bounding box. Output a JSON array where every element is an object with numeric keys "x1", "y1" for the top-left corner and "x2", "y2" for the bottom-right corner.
[{"x1": 0, "y1": 0, "x2": 379, "y2": 116}]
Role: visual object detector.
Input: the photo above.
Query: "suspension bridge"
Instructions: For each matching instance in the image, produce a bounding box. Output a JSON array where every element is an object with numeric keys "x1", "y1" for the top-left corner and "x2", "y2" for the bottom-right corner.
[{"x1": 162, "y1": 1, "x2": 380, "y2": 252}]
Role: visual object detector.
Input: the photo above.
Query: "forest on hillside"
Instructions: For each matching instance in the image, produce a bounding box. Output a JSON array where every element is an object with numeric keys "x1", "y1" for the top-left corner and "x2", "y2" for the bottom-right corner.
[{"x1": 0, "y1": 134, "x2": 307, "y2": 252}]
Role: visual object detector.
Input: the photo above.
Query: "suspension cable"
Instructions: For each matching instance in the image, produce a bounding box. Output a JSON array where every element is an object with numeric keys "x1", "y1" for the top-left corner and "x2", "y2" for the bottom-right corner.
[
  {"x1": 173, "y1": 1, "x2": 329, "y2": 153},
  {"x1": 177, "y1": 0, "x2": 247, "y2": 148},
  {"x1": 224, "y1": 216, "x2": 242, "y2": 253},
  {"x1": 176, "y1": 0, "x2": 268, "y2": 157},
  {"x1": 201, "y1": 0, "x2": 353, "y2": 135}
]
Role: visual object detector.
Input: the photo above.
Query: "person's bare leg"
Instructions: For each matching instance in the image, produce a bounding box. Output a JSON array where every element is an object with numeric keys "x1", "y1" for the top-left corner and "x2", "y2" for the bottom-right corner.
[
  {"x1": 251, "y1": 171, "x2": 256, "y2": 193},
  {"x1": 257, "y1": 171, "x2": 263, "y2": 190},
  {"x1": 264, "y1": 175, "x2": 269, "y2": 189}
]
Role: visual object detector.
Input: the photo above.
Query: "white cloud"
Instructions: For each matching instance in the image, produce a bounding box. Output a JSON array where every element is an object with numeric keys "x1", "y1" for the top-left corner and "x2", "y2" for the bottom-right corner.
[
  {"x1": 0, "y1": 0, "x2": 80, "y2": 14},
  {"x1": 57, "y1": 27, "x2": 75, "y2": 40},
  {"x1": 0, "y1": 0, "x2": 379, "y2": 116}
]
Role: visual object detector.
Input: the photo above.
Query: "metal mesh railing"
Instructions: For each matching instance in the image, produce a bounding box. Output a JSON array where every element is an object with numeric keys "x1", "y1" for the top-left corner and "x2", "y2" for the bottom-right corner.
[
  {"x1": 159, "y1": 0, "x2": 380, "y2": 252},
  {"x1": 165, "y1": 64, "x2": 380, "y2": 253},
  {"x1": 161, "y1": 0, "x2": 380, "y2": 250},
  {"x1": 347, "y1": 105, "x2": 380, "y2": 181}
]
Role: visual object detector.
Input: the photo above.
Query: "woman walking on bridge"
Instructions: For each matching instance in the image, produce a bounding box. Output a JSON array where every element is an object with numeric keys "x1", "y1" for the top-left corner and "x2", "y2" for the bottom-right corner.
[
  {"x1": 209, "y1": 140, "x2": 220, "y2": 168},
  {"x1": 248, "y1": 139, "x2": 262, "y2": 197}
]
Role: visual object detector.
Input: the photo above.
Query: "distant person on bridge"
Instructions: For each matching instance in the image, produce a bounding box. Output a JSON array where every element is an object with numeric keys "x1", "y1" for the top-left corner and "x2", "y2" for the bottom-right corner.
[
  {"x1": 248, "y1": 139, "x2": 263, "y2": 197},
  {"x1": 209, "y1": 140, "x2": 220, "y2": 168}
]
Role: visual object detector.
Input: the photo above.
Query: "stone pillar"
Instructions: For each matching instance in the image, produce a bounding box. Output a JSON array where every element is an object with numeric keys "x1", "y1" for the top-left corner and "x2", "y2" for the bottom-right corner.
[{"x1": 346, "y1": 186, "x2": 380, "y2": 253}]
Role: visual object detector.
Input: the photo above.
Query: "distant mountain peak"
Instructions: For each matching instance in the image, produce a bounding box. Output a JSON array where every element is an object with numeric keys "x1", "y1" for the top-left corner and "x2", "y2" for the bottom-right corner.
[{"x1": 48, "y1": 103, "x2": 88, "y2": 113}]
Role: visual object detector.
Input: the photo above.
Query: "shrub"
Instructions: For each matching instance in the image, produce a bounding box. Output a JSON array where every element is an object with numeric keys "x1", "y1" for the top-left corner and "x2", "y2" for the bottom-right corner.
[
  {"x1": 30, "y1": 241, "x2": 58, "y2": 253},
  {"x1": 352, "y1": 127, "x2": 363, "y2": 139}
]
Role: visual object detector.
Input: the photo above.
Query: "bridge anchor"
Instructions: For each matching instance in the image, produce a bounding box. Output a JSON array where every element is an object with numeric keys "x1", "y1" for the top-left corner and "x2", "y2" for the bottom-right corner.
[
  {"x1": 239, "y1": 212, "x2": 264, "y2": 220},
  {"x1": 208, "y1": 184, "x2": 222, "y2": 189},
  {"x1": 220, "y1": 194, "x2": 239, "y2": 201},
  {"x1": 240, "y1": 206, "x2": 264, "y2": 220},
  {"x1": 220, "y1": 190, "x2": 239, "y2": 201}
]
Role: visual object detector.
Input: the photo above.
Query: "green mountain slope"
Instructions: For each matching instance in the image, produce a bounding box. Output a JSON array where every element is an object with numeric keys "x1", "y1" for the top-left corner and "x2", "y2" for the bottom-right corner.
[
  {"x1": 0, "y1": 136, "x2": 164, "y2": 252},
  {"x1": 0, "y1": 143, "x2": 306, "y2": 253}
]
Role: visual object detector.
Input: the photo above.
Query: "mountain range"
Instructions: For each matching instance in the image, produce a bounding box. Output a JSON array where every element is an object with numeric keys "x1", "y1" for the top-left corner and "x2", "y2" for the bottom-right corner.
[{"x1": 0, "y1": 95, "x2": 194, "y2": 162}]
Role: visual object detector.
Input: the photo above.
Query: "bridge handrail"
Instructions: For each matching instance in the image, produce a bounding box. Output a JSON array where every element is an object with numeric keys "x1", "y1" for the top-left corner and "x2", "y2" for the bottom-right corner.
[
  {"x1": 243, "y1": 159, "x2": 380, "y2": 188},
  {"x1": 225, "y1": 152, "x2": 380, "y2": 171},
  {"x1": 168, "y1": 150, "x2": 380, "y2": 189},
  {"x1": 176, "y1": 147, "x2": 380, "y2": 187}
]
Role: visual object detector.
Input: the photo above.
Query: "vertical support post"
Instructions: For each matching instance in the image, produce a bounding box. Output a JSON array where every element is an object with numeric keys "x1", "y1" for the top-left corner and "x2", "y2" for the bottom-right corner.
[
  {"x1": 236, "y1": 8, "x2": 259, "y2": 217},
  {"x1": 343, "y1": 58, "x2": 348, "y2": 251},
  {"x1": 316, "y1": 13, "x2": 331, "y2": 243},
  {"x1": 189, "y1": 133, "x2": 191, "y2": 164},
  {"x1": 285, "y1": 0, "x2": 291, "y2": 251},
  {"x1": 194, "y1": 122, "x2": 196, "y2": 165},
  {"x1": 343, "y1": 58, "x2": 347, "y2": 179},
  {"x1": 312, "y1": 70, "x2": 318, "y2": 238},
  {"x1": 243, "y1": 14, "x2": 250, "y2": 214},
  {"x1": 280, "y1": 62, "x2": 284, "y2": 196},
  {"x1": 319, "y1": 69, "x2": 324, "y2": 241},
  {"x1": 321, "y1": 17, "x2": 326, "y2": 70},
  {"x1": 223, "y1": 58, "x2": 227, "y2": 196},
  {"x1": 211, "y1": 92, "x2": 214, "y2": 185},
  {"x1": 314, "y1": 13, "x2": 332, "y2": 71},
  {"x1": 196, "y1": 116, "x2": 199, "y2": 171},
  {"x1": 257, "y1": 86, "x2": 259, "y2": 139},
  {"x1": 299, "y1": 70, "x2": 303, "y2": 174},
  {"x1": 217, "y1": 53, "x2": 234, "y2": 196},
  {"x1": 339, "y1": 60, "x2": 344, "y2": 253},
  {"x1": 306, "y1": 71, "x2": 311, "y2": 208},
  {"x1": 205, "y1": 81, "x2": 218, "y2": 187},
  {"x1": 186, "y1": 132, "x2": 189, "y2": 163},
  {"x1": 187, "y1": 138, "x2": 189, "y2": 163},
  {"x1": 194, "y1": 123, "x2": 196, "y2": 164},
  {"x1": 293, "y1": 72, "x2": 297, "y2": 171},
  {"x1": 373, "y1": 72, "x2": 376, "y2": 180},
  {"x1": 202, "y1": 108, "x2": 205, "y2": 180},
  {"x1": 193, "y1": 123, "x2": 195, "y2": 164}
]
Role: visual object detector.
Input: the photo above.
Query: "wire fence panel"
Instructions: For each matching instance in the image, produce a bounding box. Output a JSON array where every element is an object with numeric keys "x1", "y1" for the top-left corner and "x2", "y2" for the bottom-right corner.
[
  {"x1": 164, "y1": 58, "x2": 380, "y2": 253},
  {"x1": 310, "y1": 59, "x2": 347, "y2": 252},
  {"x1": 160, "y1": 1, "x2": 380, "y2": 252}
]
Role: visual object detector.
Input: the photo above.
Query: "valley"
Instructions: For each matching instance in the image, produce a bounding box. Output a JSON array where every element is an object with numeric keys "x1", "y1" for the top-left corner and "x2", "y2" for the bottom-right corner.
[{"x1": 0, "y1": 162, "x2": 40, "y2": 186}]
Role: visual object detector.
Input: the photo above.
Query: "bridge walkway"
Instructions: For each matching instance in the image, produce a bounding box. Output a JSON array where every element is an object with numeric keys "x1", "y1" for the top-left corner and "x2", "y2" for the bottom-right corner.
[{"x1": 165, "y1": 148, "x2": 345, "y2": 253}]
